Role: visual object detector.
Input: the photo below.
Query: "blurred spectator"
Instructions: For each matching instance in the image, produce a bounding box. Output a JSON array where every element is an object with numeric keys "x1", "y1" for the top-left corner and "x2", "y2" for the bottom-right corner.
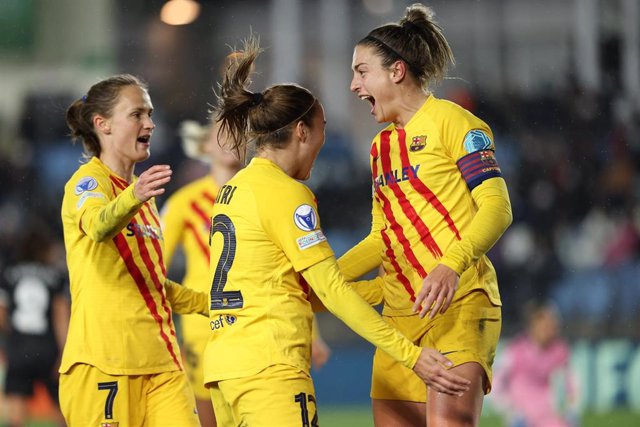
[{"x1": 492, "y1": 300, "x2": 579, "y2": 427}]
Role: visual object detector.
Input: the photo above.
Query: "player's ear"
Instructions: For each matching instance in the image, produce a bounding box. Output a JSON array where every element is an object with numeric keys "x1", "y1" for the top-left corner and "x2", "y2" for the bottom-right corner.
[
  {"x1": 295, "y1": 120, "x2": 307, "y2": 143},
  {"x1": 94, "y1": 115, "x2": 111, "y2": 135},
  {"x1": 390, "y1": 60, "x2": 407, "y2": 83}
]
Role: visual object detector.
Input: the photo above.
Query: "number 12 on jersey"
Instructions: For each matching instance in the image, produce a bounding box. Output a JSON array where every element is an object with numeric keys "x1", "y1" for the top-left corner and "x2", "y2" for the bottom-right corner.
[{"x1": 209, "y1": 214, "x2": 243, "y2": 310}]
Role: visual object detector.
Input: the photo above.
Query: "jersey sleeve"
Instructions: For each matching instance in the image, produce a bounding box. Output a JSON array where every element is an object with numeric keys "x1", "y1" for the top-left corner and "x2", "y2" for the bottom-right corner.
[
  {"x1": 165, "y1": 279, "x2": 209, "y2": 316},
  {"x1": 159, "y1": 194, "x2": 185, "y2": 267},
  {"x1": 260, "y1": 182, "x2": 334, "y2": 272},
  {"x1": 443, "y1": 113, "x2": 503, "y2": 191},
  {"x1": 337, "y1": 196, "x2": 384, "y2": 280},
  {"x1": 302, "y1": 257, "x2": 420, "y2": 369},
  {"x1": 440, "y1": 176, "x2": 512, "y2": 275},
  {"x1": 66, "y1": 172, "x2": 144, "y2": 242}
]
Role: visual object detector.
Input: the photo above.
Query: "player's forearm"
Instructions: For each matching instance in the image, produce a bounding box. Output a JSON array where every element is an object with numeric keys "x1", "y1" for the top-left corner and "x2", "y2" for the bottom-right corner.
[
  {"x1": 337, "y1": 233, "x2": 383, "y2": 281},
  {"x1": 82, "y1": 185, "x2": 144, "y2": 242},
  {"x1": 165, "y1": 279, "x2": 209, "y2": 316},
  {"x1": 350, "y1": 276, "x2": 384, "y2": 305},
  {"x1": 440, "y1": 177, "x2": 512, "y2": 275},
  {"x1": 303, "y1": 257, "x2": 420, "y2": 369}
]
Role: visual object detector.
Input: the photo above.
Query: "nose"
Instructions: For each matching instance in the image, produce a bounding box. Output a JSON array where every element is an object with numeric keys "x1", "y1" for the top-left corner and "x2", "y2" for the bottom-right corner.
[
  {"x1": 350, "y1": 74, "x2": 360, "y2": 93},
  {"x1": 145, "y1": 116, "x2": 155, "y2": 130}
]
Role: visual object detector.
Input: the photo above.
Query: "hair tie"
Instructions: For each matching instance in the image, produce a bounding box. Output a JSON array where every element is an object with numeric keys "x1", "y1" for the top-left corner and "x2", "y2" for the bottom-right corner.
[
  {"x1": 81, "y1": 95, "x2": 87, "y2": 103},
  {"x1": 402, "y1": 20, "x2": 421, "y2": 34},
  {"x1": 250, "y1": 92, "x2": 263, "y2": 107}
]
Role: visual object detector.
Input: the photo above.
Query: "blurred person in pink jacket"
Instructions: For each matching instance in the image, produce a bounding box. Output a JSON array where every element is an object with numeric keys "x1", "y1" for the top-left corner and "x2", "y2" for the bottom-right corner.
[{"x1": 492, "y1": 301, "x2": 579, "y2": 427}]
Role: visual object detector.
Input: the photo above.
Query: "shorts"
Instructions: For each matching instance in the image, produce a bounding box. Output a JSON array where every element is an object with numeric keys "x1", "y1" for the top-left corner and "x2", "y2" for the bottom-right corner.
[
  {"x1": 209, "y1": 365, "x2": 318, "y2": 427},
  {"x1": 371, "y1": 290, "x2": 501, "y2": 402},
  {"x1": 4, "y1": 336, "x2": 59, "y2": 401},
  {"x1": 59, "y1": 363, "x2": 200, "y2": 427},
  {"x1": 181, "y1": 333, "x2": 209, "y2": 400}
]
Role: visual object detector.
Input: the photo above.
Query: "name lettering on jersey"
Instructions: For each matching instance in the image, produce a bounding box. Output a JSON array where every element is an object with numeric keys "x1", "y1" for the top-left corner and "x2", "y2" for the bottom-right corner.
[
  {"x1": 373, "y1": 164, "x2": 421, "y2": 189},
  {"x1": 126, "y1": 223, "x2": 163, "y2": 240},
  {"x1": 297, "y1": 229, "x2": 327, "y2": 250},
  {"x1": 210, "y1": 314, "x2": 237, "y2": 331},
  {"x1": 215, "y1": 185, "x2": 237, "y2": 205}
]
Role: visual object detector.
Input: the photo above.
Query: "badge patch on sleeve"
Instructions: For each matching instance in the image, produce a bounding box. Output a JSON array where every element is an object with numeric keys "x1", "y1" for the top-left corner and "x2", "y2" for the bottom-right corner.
[
  {"x1": 297, "y1": 230, "x2": 327, "y2": 250},
  {"x1": 457, "y1": 150, "x2": 502, "y2": 190},
  {"x1": 463, "y1": 130, "x2": 494, "y2": 153},
  {"x1": 293, "y1": 204, "x2": 318, "y2": 232},
  {"x1": 74, "y1": 176, "x2": 98, "y2": 195}
]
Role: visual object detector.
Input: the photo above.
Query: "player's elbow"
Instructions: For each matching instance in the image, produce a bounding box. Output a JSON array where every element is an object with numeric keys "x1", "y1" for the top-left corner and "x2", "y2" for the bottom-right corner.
[{"x1": 86, "y1": 227, "x2": 115, "y2": 243}]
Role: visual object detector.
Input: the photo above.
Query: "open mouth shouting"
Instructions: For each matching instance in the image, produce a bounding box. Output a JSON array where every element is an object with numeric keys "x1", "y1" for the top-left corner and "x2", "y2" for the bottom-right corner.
[
  {"x1": 137, "y1": 134, "x2": 151, "y2": 145},
  {"x1": 360, "y1": 95, "x2": 376, "y2": 115}
]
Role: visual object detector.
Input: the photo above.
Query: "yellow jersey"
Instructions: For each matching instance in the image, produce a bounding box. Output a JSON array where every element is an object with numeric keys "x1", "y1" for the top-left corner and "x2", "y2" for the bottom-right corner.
[
  {"x1": 161, "y1": 176, "x2": 218, "y2": 341},
  {"x1": 60, "y1": 157, "x2": 205, "y2": 375},
  {"x1": 203, "y1": 158, "x2": 334, "y2": 382},
  {"x1": 342, "y1": 95, "x2": 504, "y2": 316}
]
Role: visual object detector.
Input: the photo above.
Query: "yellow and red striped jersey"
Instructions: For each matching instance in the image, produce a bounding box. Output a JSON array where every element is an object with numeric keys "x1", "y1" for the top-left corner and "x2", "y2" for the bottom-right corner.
[
  {"x1": 60, "y1": 157, "x2": 184, "y2": 375},
  {"x1": 161, "y1": 175, "x2": 218, "y2": 342},
  {"x1": 352, "y1": 95, "x2": 503, "y2": 316}
]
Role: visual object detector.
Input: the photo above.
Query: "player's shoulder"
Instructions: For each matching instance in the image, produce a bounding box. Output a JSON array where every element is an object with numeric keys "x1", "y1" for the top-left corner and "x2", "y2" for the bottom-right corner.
[
  {"x1": 64, "y1": 157, "x2": 111, "y2": 195},
  {"x1": 240, "y1": 160, "x2": 315, "y2": 206},
  {"x1": 431, "y1": 96, "x2": 484, "y2": 125}
]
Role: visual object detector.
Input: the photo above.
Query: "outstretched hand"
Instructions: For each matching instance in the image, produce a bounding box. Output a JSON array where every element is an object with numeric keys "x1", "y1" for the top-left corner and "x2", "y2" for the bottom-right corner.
[
  {"x1": 134, "y1": 165, "x2": 172, "y2": 202},
  {"x1": 413, "y1": 264, "x2": 459, "y2": 319},
  {"x1": 412, "y1": 348, "x2": 470, "y2": 396}
]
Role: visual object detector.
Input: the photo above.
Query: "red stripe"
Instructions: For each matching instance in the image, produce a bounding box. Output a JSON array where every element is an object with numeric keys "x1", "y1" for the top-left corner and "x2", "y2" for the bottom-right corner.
[
  {"x1": 397, "y1": 129, "x2": 460, "y2": 241},
  {"x1": 190, "y1": 201, "x2": 211, "y2": 226},
  {"x1": 138, "y1": 208, "x2": 168, "y2": 277},
  {"x1": 372, "y1": 142, "x2": 418, "y2": 301},
  {"x1": 130, "y1": 217, "x2": 176, "y2": 338},
  {"x1": 377, "y1": 131, "x2": 430, "y2": 274},
  {"x1": 113, "y1": 233, "x2": 181, "y2": 369},
  {"x1": 380, "y1": 229, "x2": 416, "y2": 302},
  {"x1": 109, "y1": 176, "x2": 168, "y2": 276},
  {"x1": 185, "y1": 220, "x2": 210, "y2": 261},
  {"x1": 109, "y1": 176, "x2": 175, "y2": 337},
  {"x1": 203, "y1": 190, "x2": 216, "y2": 204}
]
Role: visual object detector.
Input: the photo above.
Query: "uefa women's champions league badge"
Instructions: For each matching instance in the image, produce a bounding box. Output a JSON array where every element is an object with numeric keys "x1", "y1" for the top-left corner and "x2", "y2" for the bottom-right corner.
[
  {"x1": 74, "y1": 176, "x2": 98, "y2": 195},
  {"x1": 463, "y1": 129, "x2": 494, "y2": 153},
  {"x1": 294, "y1": 204, "x2": 326, "y2": 250},
  {"x1": 293, "y1": 204, "x2": 317, "y2": 232}
]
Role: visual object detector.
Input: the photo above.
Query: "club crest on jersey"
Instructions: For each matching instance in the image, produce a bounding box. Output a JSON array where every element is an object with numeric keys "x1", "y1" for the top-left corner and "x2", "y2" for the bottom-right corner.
[
  {"x1": 410, "y1": 135, "x2": 427, "y2": 152},
  {"x1": 463, "y1": 130, "x2": 493, "y2": 153},
  {"x1": 293, "y1": 204, "x2": 317, "y2": 232},
  {"x1": 74, "y1": 176, "x2": 98, "y2": 195}
]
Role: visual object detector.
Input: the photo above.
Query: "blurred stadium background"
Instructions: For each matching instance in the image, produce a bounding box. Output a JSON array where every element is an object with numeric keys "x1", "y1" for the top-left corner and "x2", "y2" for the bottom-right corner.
[{"x1": 0, "y1": 0, "x2": 639, "y2": 425}]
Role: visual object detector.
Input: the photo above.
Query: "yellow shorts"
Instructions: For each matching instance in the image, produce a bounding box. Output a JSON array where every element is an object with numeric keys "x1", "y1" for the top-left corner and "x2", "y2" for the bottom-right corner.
[
  {"x1": 371, "y1": 290, "x2": 501, "y2": 402},
  {"x1": 209, "y1": 365, "x2": 318, "y2": 427},
  {"x1": 181, "y1": 333, "x2": 209, "y2": 400},
  {"x1": 59, "y1": 363, "x2": 200, "y2": 427}
]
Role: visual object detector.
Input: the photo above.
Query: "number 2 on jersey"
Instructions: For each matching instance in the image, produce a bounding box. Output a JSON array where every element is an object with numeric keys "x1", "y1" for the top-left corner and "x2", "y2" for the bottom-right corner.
[{"x1": 209, "y1": 214, "x2": 243, "y2": 310}]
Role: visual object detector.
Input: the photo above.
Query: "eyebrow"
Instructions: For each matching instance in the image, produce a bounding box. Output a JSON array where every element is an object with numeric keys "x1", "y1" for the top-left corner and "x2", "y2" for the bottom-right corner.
[{"x1": 352, "y1": 62, "x2": 366, "y2": 71}]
